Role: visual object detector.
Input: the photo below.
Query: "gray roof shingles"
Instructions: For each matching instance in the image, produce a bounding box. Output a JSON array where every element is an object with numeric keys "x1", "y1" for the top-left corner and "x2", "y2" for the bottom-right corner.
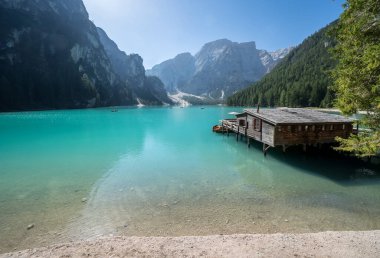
[{"x1": 244, "y1": 108, "x2": 355, "y2": 125}]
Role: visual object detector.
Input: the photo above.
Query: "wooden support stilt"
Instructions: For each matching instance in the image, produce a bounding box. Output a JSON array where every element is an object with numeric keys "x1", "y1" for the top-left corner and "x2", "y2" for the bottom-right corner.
[
  {"x1": 303, "y1": 144, "x2": 307, "y2": 152},
  {"x1": 263, "y1": 143, "x2": 271, "y2": 156},
  {"x1": 282, "y1": 145, "x2": 287, "y2": 153},
  {"x1": 236, "y1": 126, "x2": 239, "y2": 141},
  {"x1": 247, "y1": 138, "x2": 251, "y2": 148}
]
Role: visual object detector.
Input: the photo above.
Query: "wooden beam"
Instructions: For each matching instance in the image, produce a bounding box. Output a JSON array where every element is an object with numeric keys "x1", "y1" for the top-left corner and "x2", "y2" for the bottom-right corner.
[{"x1": 263, "y1": 143, "x2": 271, "y2": 156}]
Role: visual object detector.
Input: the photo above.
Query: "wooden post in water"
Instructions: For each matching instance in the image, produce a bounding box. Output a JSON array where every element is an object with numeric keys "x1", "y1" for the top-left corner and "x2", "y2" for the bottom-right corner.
[
  {"x1": 245, "y1": 126, "x2": 247, "y2": 142},
  {"x1": 263, "y1": 143, "x2": 271, "y2": 156},
  {"x1": 247, "y1": 138, "x2": 251, "y2": 148},
  {"x1": 263, "y1": 143, "x2": 267, "y2": 157},
  {"x1": 236, "y1": 126, "x2": 239, "y2": 141}
]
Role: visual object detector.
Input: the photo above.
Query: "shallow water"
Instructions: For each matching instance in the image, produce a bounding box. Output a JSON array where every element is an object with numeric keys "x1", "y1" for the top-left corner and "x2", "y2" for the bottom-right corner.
[{"x1": 0, "y1": 106, "x2": 379, "y2": 252}]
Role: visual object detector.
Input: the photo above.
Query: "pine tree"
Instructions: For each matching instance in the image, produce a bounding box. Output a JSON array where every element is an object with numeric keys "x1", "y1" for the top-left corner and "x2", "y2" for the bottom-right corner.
[
  {"x1": 332, "y1": 0, "x2": 380, "y2": 157},
  {"x1": 227, "y1": 22, "x2": 337, "y2": 108}
]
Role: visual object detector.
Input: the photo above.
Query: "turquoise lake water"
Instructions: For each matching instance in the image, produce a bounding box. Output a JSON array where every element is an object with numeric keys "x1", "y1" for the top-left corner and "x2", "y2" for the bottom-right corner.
[{"x1": 0, "y1": 106, "x2": 379, "y2": 252}]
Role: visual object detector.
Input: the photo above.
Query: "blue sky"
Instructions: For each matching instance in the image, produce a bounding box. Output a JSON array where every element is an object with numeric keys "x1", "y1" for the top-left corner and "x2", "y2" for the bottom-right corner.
[{"x1": 83, "y1": 0, "x2": 345, "y2": 68}]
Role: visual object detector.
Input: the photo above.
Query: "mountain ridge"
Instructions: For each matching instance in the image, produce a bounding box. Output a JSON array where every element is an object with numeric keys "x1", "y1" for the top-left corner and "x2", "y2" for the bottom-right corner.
[
  {"x1": 0, "y1": 0, "x2": 170, "y2": 111},
  {"x1": 147, "y1": 39, "x2": 293, "y2": 104},
  {"x1": 96, "y1": 27, "x2": 172, "y2": 105}
]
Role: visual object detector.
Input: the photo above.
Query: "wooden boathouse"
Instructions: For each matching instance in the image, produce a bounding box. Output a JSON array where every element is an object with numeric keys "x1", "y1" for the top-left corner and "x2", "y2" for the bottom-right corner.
[{"x1": 220, "y1": 108, "x2": 355, "y2": 155}]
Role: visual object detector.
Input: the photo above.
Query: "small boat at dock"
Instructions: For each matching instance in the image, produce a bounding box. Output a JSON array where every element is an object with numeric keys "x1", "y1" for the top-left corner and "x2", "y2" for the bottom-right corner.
[{"x1": 212, "y1": 125, "x2": 226, "y2": 133}]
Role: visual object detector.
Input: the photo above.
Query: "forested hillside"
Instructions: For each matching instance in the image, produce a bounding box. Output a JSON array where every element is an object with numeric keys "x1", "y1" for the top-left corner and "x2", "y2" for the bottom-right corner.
[{"x1": 227, "y1": 23, "x2": 336, "y2": 107}]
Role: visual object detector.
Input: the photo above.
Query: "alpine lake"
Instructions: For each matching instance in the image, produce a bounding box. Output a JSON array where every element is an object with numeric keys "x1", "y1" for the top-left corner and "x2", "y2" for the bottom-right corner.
[{"x1": 0, "y1": 106, "x2": 379, "y2": 252}]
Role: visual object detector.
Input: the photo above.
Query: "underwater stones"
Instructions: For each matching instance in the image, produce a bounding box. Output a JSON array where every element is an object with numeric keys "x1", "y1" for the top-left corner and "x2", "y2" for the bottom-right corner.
[
  {"x1": 27, "y1": 224, "x2": 34, "y2": 230},
  {"x1": 81, "y1": 198, "x2": 87, "y2": 203}
]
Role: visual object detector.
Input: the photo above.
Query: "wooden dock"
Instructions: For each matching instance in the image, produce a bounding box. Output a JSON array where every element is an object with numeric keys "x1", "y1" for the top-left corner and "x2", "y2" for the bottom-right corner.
[{"x1": 217, "y1": 108, "x2": 355, "y2": 155}]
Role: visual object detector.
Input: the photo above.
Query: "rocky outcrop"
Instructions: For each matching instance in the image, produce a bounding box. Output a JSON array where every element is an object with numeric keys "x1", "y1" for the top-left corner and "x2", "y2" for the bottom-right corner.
[
  {"x1": 147, "y1": 39, "x2": 292, "y2": 103},
  {"x1": 96, "y1": 28, "x2": 172, "y2": 105},
  {"x1": 259, "y1": 48, "x2": 294, "y2": 73},
  {"x1": 183, "y1": 39, "x2": 266, "y2": 98},
  {"x1": 146, "y1": 52, "x2": 195, "y2": 93}
]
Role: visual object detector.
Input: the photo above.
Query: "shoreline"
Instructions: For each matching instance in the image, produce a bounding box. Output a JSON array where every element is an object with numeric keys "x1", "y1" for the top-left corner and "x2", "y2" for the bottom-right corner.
[{"x1": 2, "y1": 230, "x2": 379, "y2": 257}]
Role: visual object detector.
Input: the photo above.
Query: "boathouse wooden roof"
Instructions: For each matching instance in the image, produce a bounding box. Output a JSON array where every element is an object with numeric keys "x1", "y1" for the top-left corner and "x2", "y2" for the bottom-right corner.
[{"x1": 244, "y1": 108, "x2": 355, "y2": 125}]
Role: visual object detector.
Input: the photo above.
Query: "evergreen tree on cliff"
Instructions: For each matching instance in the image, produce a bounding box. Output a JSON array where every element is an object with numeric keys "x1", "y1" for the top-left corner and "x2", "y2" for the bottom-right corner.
[{"x1": 332, "y1": 0, "x2": 380, "y2": 157}]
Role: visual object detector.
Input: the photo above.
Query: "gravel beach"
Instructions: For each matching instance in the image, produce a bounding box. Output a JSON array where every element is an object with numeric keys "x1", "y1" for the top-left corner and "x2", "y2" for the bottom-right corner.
[{"x1": 2, "y1": 230, "x2": 379, "y2": 257}]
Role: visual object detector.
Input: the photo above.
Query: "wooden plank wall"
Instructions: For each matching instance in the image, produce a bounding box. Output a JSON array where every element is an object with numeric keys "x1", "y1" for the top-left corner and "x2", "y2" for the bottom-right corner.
[
  {"x1": 274, "y1": 124, "x2": 353, "y2": 145},
  {"x1": 246, "y1": 115, "x2": 262, "y2": 141},
  {"x1": 262, "y1": 122, "x2": 275, "y2": 146},
  {"x1": 229, "y1": 114, "x2": 353, "y2": 147}
]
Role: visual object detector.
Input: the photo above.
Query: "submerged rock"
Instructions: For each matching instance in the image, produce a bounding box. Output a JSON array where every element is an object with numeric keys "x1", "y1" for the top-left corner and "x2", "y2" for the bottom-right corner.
[{"x1": 27, "y1": 224, "x2": 34, "y2": 230}]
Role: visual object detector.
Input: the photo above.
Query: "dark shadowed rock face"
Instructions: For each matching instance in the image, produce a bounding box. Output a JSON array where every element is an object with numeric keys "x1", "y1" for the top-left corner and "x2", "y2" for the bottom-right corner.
[
  {"x1": 0, "y1": 0, "x2": 170, "y2": 111},
  {"x1": 0, "y1": 0, "x2": 133, "y2": 111},
  {"x1": 147, "y1": 39, "x2": 293, "y2": 102}
]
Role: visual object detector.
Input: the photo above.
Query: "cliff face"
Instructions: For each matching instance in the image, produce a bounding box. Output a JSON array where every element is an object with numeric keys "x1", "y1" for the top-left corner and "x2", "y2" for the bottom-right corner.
[
  {"x1": 184, "y1": 39, "x2": 266, "y2": 98},
  {"x1": 0, "y1": 0, "x2": 170, "y2": 111},
  {"x1": 147, "y1": 39, "x2": 293, "y2": 102},
  {"x1": 96, "y1": 28, "x2": 172, "y2": 105},
  {"x1": 146, "y1": 53, "x2": 195, "y2": 93}
]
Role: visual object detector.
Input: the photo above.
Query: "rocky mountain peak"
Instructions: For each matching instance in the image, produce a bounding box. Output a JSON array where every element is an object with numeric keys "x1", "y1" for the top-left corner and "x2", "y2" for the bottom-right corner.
[
  {"x1": 147, "y1": 39, "x2": 292, "y2": 104},
  {"x1": 270, "y1": 47, "x2": 294, "y2": 61}
]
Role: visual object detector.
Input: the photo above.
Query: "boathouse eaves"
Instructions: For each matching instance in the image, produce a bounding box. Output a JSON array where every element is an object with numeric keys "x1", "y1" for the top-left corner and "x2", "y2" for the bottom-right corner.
[{"x1": 244, "y1": 108, "x2": 355, "y2": 125}]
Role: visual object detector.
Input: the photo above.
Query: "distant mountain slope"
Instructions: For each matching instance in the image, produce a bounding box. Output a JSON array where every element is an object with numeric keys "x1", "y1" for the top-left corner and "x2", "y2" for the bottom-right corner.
[
  {"x1": 227, "y1": 23, "x2": 336, "y2": 107},
  {"x1": 0, "y1": 0, "x2": 170, "y2": 111},
  {"x1": 146, "y1": 52, "x2": 195, "y2": 93},
  {"x1": 97, "y1": 28, "x2": 172, "y2": 105},
  {"x1": 147, "y1": 39, "x2": 292, "y2": 103},
  {"x1": 183, "y1": 39, "x2": 265, "y2": 98}
]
